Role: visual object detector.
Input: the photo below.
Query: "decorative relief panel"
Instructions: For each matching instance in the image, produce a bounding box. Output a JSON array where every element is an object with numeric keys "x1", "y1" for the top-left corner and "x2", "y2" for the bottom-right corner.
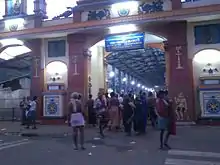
[
  {"x1": 0, "y1": 18, "x2": 35, "y2": 33},
  {"x1": 139, "y1": 0, "x2": 164, "y2": 14},
  {"x1": 43, "y1": 94, "x2": 64, "y2": 117},
  {"x1": 81, "y1": 0, "x2": 171, "y2": 21},
  {"x1": 175, "y1": 46, "x2": 184, "y2": 70},
  {"x1": 174, "y1": 92, "x2": 189, "y2": 121},
  {"x1": 200, "y1": 91, "x2": 220, "y2": 117}
]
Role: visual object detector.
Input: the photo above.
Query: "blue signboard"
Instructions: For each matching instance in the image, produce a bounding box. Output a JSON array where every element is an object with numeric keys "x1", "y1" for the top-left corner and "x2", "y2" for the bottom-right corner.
[{"x1": 105, "y1": 32, "x2": 145, "y2": 52}]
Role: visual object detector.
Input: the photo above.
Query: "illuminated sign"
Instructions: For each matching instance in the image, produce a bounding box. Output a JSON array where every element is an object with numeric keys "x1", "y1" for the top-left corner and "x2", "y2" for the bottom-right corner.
[{"x1": 105, "y1": 32, "x2": 145, "y2": 52}]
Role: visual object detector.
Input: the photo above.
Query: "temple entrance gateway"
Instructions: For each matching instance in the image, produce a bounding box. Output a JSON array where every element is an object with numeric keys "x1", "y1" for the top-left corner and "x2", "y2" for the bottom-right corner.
[
  {"x1": 54, "y1": 21, "x2": 195, "y2": 124},
  {"x1": 23, "y1": 21, "x2": 195, "y2": 124}
]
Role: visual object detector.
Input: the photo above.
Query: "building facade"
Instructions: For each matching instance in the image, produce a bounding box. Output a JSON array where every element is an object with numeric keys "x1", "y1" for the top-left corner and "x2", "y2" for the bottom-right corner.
[{"x1": 0, "y1": 0, "x2": 220, "y2": 124}]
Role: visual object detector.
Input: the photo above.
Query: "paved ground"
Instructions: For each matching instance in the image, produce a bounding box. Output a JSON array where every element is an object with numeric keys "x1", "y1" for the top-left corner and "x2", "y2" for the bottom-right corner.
[
  {"x1": 0, "y1": 126, "x2": 219, "y2": 165},
  {"x1": 0, "y1": 121, "x2": 71, "y2": 136}
]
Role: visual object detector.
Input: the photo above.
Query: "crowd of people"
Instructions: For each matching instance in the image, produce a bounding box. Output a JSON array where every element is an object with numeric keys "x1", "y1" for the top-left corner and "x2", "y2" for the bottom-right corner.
[
  {"x1": 19, "y1": 96, "x2": 38, "y2": 129},
  {"x1": 68, "y1": 90, "x2": 176, "y2": 150}
]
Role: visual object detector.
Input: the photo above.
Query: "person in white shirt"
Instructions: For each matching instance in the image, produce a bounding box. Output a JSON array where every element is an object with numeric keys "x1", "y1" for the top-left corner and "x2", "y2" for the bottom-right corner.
[{"x1": 26, "y1": 96, "x2": 37, "y2": 129}]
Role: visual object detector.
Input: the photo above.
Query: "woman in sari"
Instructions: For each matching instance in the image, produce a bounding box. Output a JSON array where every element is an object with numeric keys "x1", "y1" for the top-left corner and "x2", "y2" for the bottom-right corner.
[
  {"x1": 86, "y1": 94, "x2": 96, "y2": 127},
  {"x1": 147, "y1": 92, "x2": 157, "y2": 128},
  {"x1": 155, "y1": 90, "x2": 173, "y2": 150},
  {"x1": 68, "y1": 92, "x2": 85, "y2": 150},
  {"x1": 94, "y1": 93, "x2": 108, "y2": 138},
  {"x1": 109, "y1": 92, "x2": 120, "y2": 131}
]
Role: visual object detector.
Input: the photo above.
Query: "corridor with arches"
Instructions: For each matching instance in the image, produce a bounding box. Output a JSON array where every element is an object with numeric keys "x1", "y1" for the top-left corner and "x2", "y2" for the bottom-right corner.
[{"x1": 0, "y1": 38, "x2": 32, "y2": 110}]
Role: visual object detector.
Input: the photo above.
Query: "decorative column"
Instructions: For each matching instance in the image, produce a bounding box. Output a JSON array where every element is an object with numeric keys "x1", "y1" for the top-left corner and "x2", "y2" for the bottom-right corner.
[
  {"x1": 26, "y1": 39, "x2": 44, "y2": 119},
  {"x1": 164, "y1": 42, "x2": 170, "y2": 87},
  {"x1": 34, "y1": 0, "x2": 46, "y2": 17},
  {"x1": 167, "y1": 21, "x2": 195, "y2": 121},
  {"x1": 87, "y1": 52, "x2": 92, "y2": 95},
  {"x1": 128, "y1": 75, "x2": 131, "y2": 92},
  {"x1": 67, "y1": 34, "x2": 89, "y2": 102},
  {"x1": 118, "y1": 71, "x2": 122, "y2": 93},
  {"x1": 103, "y1": 59, "x2": 108, "y2": 92},
  {"x1": 112, "y1": 67, "x2": 116, "y2": 92},
  {"x1": 73, "y1": 8, "x2": 81, "y2": 22}
]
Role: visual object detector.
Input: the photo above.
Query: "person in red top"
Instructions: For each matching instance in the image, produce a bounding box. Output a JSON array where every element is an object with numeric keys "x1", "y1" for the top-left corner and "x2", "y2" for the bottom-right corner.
[
  {"x1": 155, "y1": 90, "x2": 173, "y2": 150},
  {"x1": 164, "y1": 90, "x2": 176, "y2": 136}
]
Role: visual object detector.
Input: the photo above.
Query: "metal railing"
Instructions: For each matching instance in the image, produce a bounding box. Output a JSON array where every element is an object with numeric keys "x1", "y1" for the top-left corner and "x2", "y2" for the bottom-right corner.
[
  {"x1": 0, "y1": 108, "x2": 21, "y2": 121},
  {"x1": 0, "y1": 98, "x2": 23, "y2": 109}
]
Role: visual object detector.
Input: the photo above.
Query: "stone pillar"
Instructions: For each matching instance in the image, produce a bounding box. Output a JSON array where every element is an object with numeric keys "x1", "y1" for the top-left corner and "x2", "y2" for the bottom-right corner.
[
  {"x1": 172, "y1": 0, "x2": 182, "y2": 10},
  {"x1": 164, "y1": 42, "x2": 170, "y2": 87},
  {"x1": 5, "y1": 0, "x2": 8, "y2": 16},
  {"x1": 73, "y1": 10, "x2": 81, "y2": 22},
  {"x1": 119, "y1": 71, "x2": 122, "y2": 93},
  {"x1": 166, "y1": 21, "x2": 195, "y2": 121},
  {"x1": 87, "y1": 52, "x2": 92, "y2": 95},
  {"x1": 67, "y1": 34, "x2": 89, "y2": 102},
  {"x1": 103, "y1": 59, "x2": 108, "y2": 92},
  {"x1": 27, "y1": 39, "x2": 44, "y2": 119},
  {"x1": 112, "y1": 67, "x2": 116, "y2": 92}
]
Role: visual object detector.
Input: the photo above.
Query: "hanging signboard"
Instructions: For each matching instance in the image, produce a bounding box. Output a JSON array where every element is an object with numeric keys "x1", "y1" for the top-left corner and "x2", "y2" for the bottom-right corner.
[{"x1": 105, "y1": 32, "x2": 145, "y2": 52}]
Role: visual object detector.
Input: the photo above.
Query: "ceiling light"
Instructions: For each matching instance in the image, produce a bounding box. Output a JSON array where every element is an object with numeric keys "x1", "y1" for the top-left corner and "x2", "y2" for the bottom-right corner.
[
  {"x1": 109, "y1": 71, "x2": 115, "y2": 78},
  {"x1": 108, "y1": 24, "x2": 137, "y2": 34},
  {"x1": 122, "y1": 77, "x2": 127, "y2": 82},
  {"x1": 131, "y1": 81, "x2": 135, "y2": 85}
]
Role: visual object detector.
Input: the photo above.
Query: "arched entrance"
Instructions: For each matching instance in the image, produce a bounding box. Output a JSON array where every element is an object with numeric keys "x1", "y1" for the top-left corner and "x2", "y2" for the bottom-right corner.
[
  {"x1": 89, "y1": 32, "x2": 166, "y2": 99},
  {"x1": 0, "y1": 38, "x2": 32, "y2": 120},
  {"x1": 65, "y1": 22, "x2": 195, "y2": 122},
  {"x1": 193, "y1": 49, "x2": 220, "y2": 120}
]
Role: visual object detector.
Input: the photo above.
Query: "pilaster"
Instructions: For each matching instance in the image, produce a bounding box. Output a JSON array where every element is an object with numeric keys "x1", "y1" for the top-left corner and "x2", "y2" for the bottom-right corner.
[
  {"x1": 166, "y1": 21, "x2": 195, "y2": 121},
  {"x1": 67, "y1": 34, "x2": 90, "y2": 102},
  {"x1": 34, "y1": 0, "x2": 47, "y2": 18},
  {"x1": 26, "y1": 39, "x2": 44, "y2": 119}
]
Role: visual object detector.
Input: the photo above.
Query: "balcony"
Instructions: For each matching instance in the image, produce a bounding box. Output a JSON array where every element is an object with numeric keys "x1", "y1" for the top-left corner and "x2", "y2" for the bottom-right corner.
[{"x1": 182, "y1": 0, "x2": 220, "y2": 8}]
